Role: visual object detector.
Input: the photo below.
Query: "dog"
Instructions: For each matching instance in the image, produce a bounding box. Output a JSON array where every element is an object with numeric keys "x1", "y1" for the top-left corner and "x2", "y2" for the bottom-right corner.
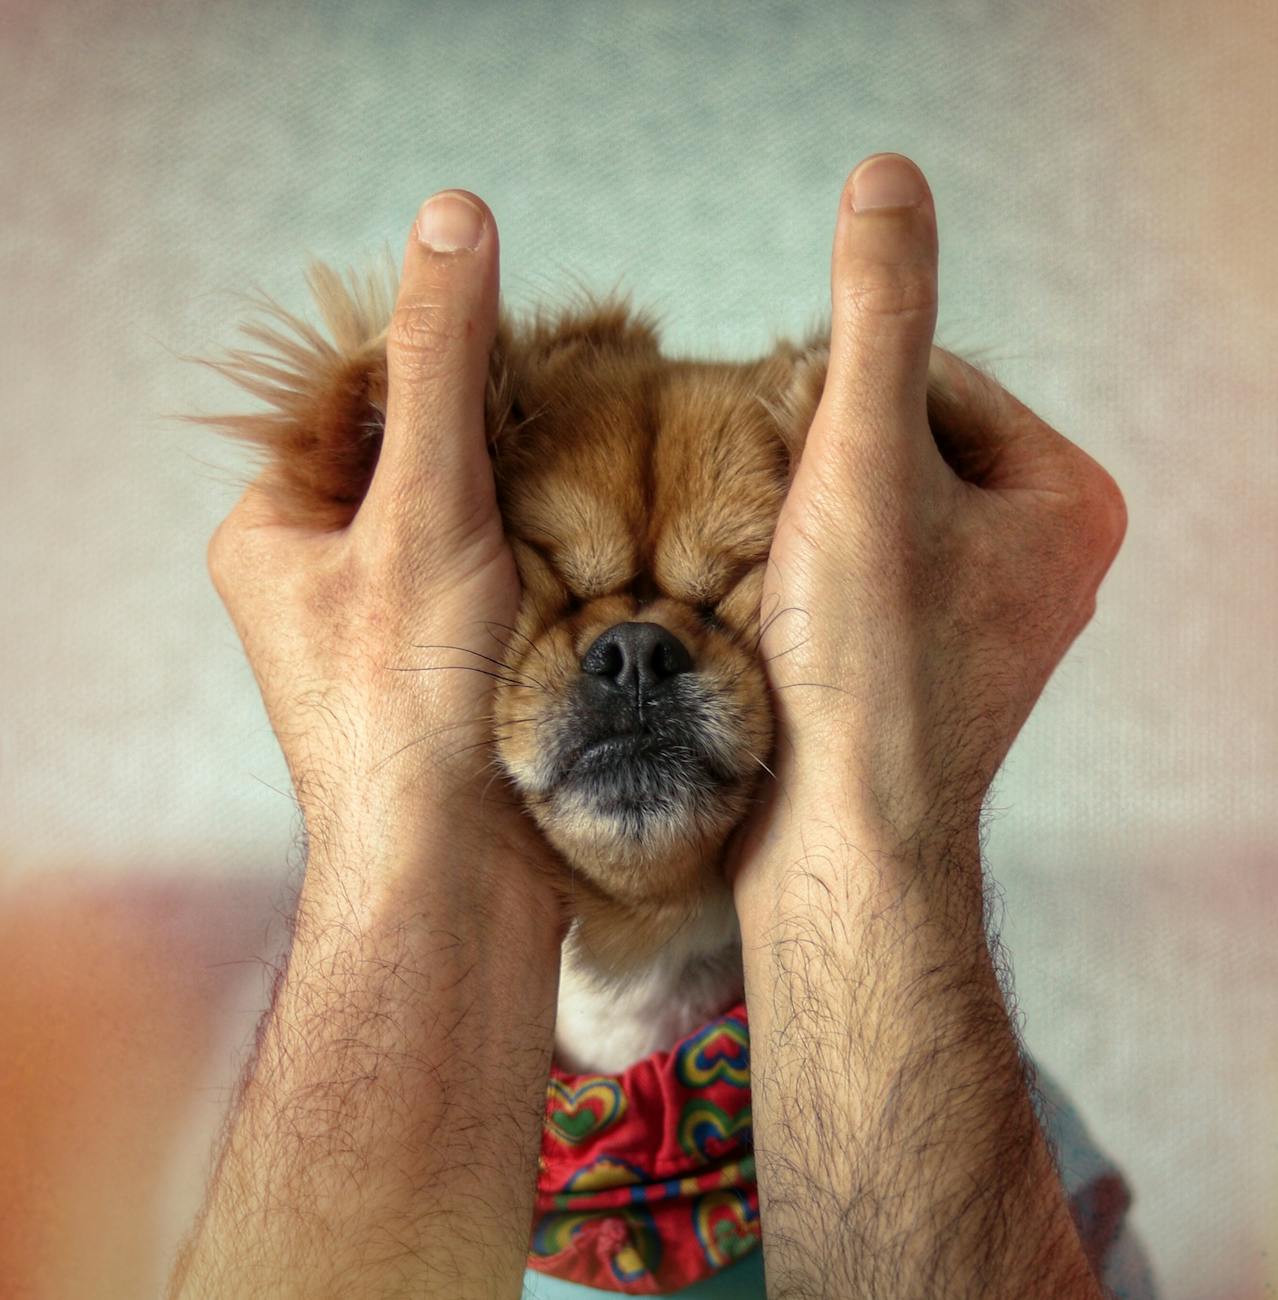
[{"x1": 191, "y1": 252, "x2": 967, "y2": 1077}]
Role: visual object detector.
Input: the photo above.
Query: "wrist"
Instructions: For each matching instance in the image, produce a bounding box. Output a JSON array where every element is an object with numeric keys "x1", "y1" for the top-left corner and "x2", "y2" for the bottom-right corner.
[
  {"x1": 298, "y1": 802, "x2": 570, "y2": 952},
  {"x1": 762, "y1": 702, "x2": 991, "y2": 835},
  {"x1": 731, "y1": 771, "x2": 983, "y2": 929}
]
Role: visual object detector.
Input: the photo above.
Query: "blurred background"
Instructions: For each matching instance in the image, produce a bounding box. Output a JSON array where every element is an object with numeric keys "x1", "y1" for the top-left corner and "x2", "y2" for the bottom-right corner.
[{"x1": 2, "y1": 1, "x2": 1275, "y2": 1296}]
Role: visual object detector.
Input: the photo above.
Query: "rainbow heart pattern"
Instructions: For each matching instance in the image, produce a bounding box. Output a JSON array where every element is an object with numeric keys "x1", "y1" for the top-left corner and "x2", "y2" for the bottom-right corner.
[
  {"x1": 675, "y1": 1013, "x2": 750, "y2": 1089},
  {"x1": 564, "y1": 1153, "x2": 648, "y2": 1194},
  {"x1": 546, "y1": 1076, "x2": 628, "y2": 1145},
  {"x1": 678, "y1": 1097, "x2": 753, "y2": 1163},
  {"x1": 694, "y1": 1188, "x2": 761, "y2": 1268},
  {"x1": 532, "y1": 999, "x2": 759, "y2": 1291}
]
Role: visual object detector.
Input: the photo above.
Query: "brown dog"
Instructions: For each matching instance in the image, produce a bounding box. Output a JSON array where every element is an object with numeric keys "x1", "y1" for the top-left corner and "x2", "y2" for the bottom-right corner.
[{"x1": 193, "y1": 256, "x2": 968, "y2": 1072}]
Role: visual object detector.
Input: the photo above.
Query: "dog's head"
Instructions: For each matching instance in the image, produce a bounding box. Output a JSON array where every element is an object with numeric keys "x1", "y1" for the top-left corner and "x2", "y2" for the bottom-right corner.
[
  {"x1": 194, "y1": 262, "x2": 961, "y2": 973},
  {"x1": 483, "y1": 300, "x2": 829, "y2": 945}
]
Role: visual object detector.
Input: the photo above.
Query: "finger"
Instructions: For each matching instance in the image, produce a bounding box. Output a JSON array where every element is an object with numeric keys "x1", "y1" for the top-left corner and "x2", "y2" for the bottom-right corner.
[
  {"x1": 815, "y1": 153, "x2": 940, "y2": 468},
  {"x1": 363, "y1": 189, "x2": 501, "y2": 540},
  {"x1": 928, "y1": 347, "x2": 1118, "y2": 500}
]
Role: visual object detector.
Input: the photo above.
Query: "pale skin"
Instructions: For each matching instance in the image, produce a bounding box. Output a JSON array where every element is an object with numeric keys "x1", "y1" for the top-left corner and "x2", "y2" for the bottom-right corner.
[{"x1": 170, "y1": 155, "x2": 1125, "y2": 1298}]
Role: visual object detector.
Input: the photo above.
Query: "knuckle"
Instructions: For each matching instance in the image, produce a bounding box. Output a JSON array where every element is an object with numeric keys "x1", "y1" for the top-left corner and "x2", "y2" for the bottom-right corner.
[
  {"x1": 205, "y1": 485, "x2": 284, "y2": 597},
  {"x1": 1063, "y1": 458, "x2": 1129, "y2": 558},
  {"x1": 387, "y1": 296, "x2": 469, "y2": 373},
  {"x1": 206, "y1": 514, "x2": 240, "y2": 587},
  {"x1": 1095, "y1": 469, "x2": 1129, "y2": 551},
  {"x1": 842, "y1": 267, "x2": 938, "y2": 322}
]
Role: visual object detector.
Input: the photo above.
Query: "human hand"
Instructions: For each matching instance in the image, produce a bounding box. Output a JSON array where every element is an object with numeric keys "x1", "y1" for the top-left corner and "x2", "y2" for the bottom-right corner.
[
  {"x1": 176, "y1": 193, "x2": 568, "y2": 1300},
  {"x1": 206, "y1": 189, "x2": 565, "y2": 927},
  {"x1": 726, "y1": 156, "x2": 1121, "y2": 1299},
  {"x1": 733, "y1": 153, "x2": 1127, "y2": 886}
]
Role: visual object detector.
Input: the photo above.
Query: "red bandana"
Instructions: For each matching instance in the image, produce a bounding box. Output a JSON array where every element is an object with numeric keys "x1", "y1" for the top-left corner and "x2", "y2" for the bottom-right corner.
[{"x1": 528, "y1": 999, "x2": 757, "y2": 1293}]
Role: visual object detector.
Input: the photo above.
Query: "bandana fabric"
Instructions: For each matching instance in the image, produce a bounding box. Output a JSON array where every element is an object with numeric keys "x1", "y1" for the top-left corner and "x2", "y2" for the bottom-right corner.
[
  {"x1": 528, "y1": 999, "x2": 756, "y2": 1293},
  {"x1": 526, "y1": 1002, "x2": 1143, "y2": 1298}
]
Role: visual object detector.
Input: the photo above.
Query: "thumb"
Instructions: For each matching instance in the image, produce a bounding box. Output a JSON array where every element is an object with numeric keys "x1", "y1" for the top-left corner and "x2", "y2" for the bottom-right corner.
[
  {"x1": 814, "y1": 153, "x2": 940, "y2": 471},
  {"x1": 363, "y1": 189, "x2": 501, "y2": 541}
]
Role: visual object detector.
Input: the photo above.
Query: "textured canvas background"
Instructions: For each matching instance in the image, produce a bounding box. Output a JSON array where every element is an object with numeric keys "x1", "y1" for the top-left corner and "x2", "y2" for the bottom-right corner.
[{"x1": 2, "y1": 1, "x2": 1275, "y2": 1296}]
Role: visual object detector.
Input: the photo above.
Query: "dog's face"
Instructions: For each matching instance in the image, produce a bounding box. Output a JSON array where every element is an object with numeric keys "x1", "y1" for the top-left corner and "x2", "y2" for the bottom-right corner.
[
  {"x1": 479, "y1": 301, "x2": 830, "y2": 947},
  {"x1": 199, "y1": 269, "x2": 964, "y2": 975},
  {"x1": 196, "y1": 270, "x2": 841, "y2": 967}
]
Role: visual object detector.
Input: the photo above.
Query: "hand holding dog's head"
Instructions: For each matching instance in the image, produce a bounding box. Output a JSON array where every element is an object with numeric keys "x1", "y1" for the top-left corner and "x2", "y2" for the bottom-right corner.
[
  {"x1": 194, "y1": 173, "x2": 1113, "y2": 975},
  {"x1": 194, "y1": 233, "x2": 834, "y2": 965}
]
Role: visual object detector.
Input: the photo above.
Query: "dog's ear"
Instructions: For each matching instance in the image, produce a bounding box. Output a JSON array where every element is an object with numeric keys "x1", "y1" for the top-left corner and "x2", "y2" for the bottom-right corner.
[
  {"x1": 484, "y1": 307, "x2": 524, "y2": 449},
  {"x1": 751, "y1": 318, "x2": 978, "y2": 481},
  {"x1": 495, "y1": 287, "x2": 663, "y2": 400},
  {"x1": 182, "y1": 252, "x2": 526, "y2": 530},
  {"x1": 747, "y1": 318, "x2": 831, "y2": 477},
  {"x1": 515, "y1": 290, "x2": 664, "y2": 363},
  {"x1": 484, "y1": 288, "x2": 665, "y2": 455},
  {"x1": 181, "y1": 254, "x2": 395, "y2": 530}
]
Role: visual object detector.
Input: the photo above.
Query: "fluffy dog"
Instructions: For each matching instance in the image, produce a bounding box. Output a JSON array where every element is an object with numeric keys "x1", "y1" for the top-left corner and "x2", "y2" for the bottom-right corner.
[{"x1": 193, "y1": 253, "x2": 966, "y2": 1075}]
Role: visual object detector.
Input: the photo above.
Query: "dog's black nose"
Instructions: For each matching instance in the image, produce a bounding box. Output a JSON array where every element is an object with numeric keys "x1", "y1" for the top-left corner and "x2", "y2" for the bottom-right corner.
[{"x1": 581, "y1": 621, "x2": 693, "y2": 698}]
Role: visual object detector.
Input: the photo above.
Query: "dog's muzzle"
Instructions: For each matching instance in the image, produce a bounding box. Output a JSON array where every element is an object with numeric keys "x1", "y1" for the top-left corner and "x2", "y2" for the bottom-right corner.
[{"x1": 553, "y1": 621, "x2": 731, "y2": 818}]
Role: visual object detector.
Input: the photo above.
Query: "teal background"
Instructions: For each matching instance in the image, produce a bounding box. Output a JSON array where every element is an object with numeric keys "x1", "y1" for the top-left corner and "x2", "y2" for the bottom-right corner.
[{"x1": 3, "y1": 2, "x2": 1276, "y2": 1296}]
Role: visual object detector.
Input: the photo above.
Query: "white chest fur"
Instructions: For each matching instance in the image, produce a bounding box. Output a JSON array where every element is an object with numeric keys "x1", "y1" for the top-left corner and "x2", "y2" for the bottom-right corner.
[{"x1": 552, "y1": 890, "x2": 745, "y2": 1074}]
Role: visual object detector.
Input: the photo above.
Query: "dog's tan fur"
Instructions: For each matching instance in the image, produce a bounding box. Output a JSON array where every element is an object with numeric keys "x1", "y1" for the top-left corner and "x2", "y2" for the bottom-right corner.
[{"x1": 191, "y1": 254, "x2": 967, "y2": 1065}]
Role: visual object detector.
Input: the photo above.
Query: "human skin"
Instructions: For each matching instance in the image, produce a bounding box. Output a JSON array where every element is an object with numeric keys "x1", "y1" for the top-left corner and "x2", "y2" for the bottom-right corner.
[
  {"x1": 167, "y1": 190, "x2": 570, "y2": 1299},
  {"x1": 727, "y1": 154, "x2": 1126, "y2": 1297},
  {"x1": 171, "y1": 155, "x2": 1125, "y2": 1298}
]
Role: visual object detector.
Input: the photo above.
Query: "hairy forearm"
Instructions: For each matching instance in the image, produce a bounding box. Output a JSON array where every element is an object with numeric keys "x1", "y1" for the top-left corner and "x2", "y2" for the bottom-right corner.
[
  {"x1": 167, "y1": 824, "x2": 561, "y2": 1300},
  {"x1": 736, "y1": 807, "x2": 1101, "y2": 1300}
]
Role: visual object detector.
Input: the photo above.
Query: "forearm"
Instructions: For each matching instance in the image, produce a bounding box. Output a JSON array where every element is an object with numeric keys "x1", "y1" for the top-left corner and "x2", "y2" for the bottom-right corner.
[
  {"x1": 736, "y1": 802, "x2": 1101, "y2": 1300},
  {"x1": 168, "y1": 824, "x2": 561, "y2": 1300}
]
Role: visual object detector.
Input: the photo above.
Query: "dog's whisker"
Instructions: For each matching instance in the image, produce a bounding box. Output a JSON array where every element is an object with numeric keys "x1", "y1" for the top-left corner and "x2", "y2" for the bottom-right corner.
[
  {"x1": 368, "y1": 724, "x2": 484, "y2": 774},
  {"x1": 774, "y1": 679, "x2": 850, "y2": 696},
  {"x1": 743, "y1": 749, "x2": 779, "y2": 783},
  {"x1": 434, "y1": 735, "x2": 512, "y2": 766},
  {"x1": 483, "y1": 620, "x2": 550, "y2": 669},
  {"x1": 753, "y1": 602, "x2": 806, "y2": 653},
  {"x1": 407, "y1": 643, "x2": 548, "y2": 691},
  {"x1": 484, "y1": 631, "x2": 520, "y2": 661},
  {"x1": 479, "y1": 764, "x2": 520, "y2": 817},
  {"x1": 366, "y1": 710, "x2": 535, "y2": 775},
  {"x1": 386, "y1": 663, "x2": 540, "y2": 691},
  {"x1": 761, "y1": 633, "x2": 811, "y2": 665}
]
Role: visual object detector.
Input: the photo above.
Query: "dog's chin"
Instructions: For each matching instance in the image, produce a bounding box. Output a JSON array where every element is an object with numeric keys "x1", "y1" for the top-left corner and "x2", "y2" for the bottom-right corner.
[{"x1": 525, "y1": 763, "x2": 753, "y2": 907}]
